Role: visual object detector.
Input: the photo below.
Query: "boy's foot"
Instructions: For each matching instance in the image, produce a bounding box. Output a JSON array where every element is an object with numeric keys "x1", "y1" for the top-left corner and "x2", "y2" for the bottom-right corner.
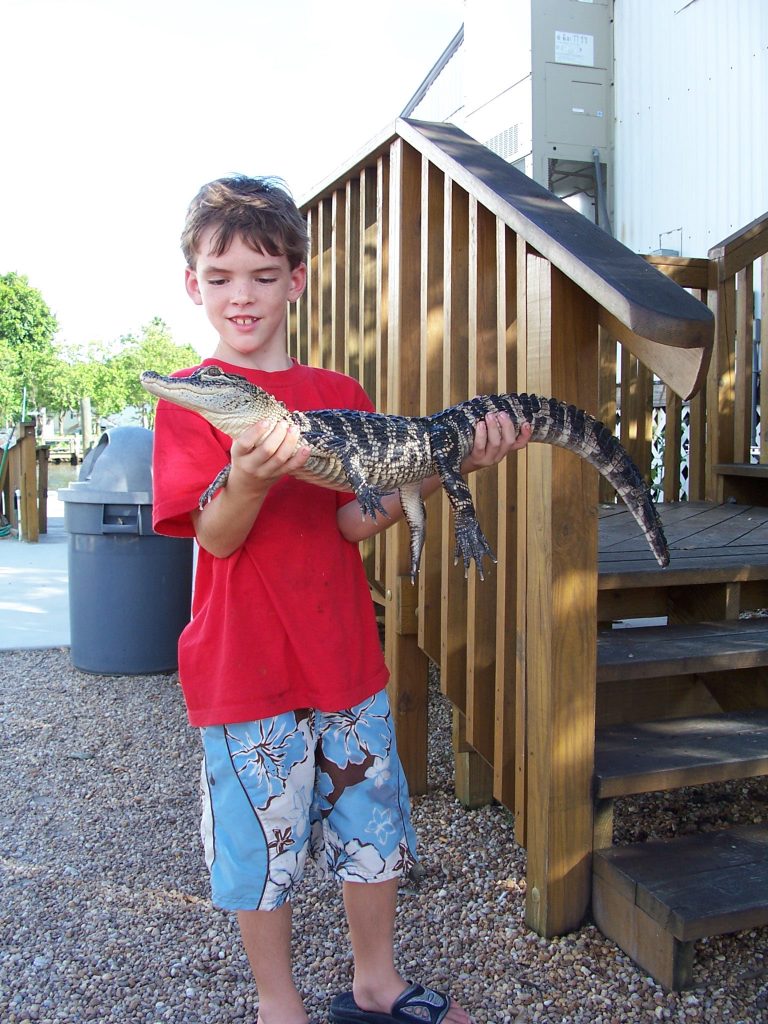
[{"x1": 329, "y1": 982, "x2": 470, "y2": 1024}]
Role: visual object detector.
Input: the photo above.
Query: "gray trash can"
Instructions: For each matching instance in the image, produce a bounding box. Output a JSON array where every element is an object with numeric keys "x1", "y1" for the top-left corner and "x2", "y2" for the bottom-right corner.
[{"x1": 59, "y1": 426, "x2": 193, "y2": 674}]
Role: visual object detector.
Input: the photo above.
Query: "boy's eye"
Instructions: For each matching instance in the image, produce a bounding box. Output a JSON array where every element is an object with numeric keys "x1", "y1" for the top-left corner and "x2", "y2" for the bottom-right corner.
[
  {"x1": 209, "y1": 278, "x2": 227, "y2": 286},
  {"x1": 257, "y1": 276, "x2": 277, "y2": 285}
]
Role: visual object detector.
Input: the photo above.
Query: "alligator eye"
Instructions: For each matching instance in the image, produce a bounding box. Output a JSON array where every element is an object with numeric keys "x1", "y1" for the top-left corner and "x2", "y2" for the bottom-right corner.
[{"x1": 204, "y1": 366, "x2": 222, "y2": 378}]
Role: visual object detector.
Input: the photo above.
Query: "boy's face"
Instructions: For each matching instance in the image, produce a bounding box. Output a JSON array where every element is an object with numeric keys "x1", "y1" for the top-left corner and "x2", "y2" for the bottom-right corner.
[{"x1": 185, "y1": 226, "x2": 306, "y2": 370}]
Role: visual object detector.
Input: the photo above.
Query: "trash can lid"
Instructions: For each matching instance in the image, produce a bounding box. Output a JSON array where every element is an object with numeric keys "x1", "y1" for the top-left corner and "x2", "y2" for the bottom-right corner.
[{"x1": 58, "y1": 426, "x2": 154, "y2": 504}]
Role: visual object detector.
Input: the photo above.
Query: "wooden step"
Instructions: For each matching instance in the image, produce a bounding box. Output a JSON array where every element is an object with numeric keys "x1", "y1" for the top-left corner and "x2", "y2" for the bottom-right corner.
[
  {"x1": 597, "y1": 618, "x2": 768, "y2": 682},
  {"x1": 593, "y1": 823, "x2": 768, "y2": 989},
  {"x1": 595, "y1": 708, "x2": 768, "y2": 798},
  {"x1": 714, "y1": 463, "x2": 768, "y2": 505}
]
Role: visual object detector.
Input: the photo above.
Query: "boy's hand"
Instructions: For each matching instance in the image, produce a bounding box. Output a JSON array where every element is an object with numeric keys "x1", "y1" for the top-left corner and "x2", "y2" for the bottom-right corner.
[
  {"x1": 230, "y1": 420, "x2": 310, "y2": 491},
  {"x1": 461, "y1": 412, "x2": 532, "y2": 474}
]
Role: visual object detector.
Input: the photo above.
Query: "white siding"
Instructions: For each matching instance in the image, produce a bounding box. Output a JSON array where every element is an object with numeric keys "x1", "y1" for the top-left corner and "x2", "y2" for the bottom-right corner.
[
  {"x1": 614, "y1": 0, "x2": 768, "y2": 256},
  {"x1": 408, "y1": 43, "x2": 466, "y2": 123}
]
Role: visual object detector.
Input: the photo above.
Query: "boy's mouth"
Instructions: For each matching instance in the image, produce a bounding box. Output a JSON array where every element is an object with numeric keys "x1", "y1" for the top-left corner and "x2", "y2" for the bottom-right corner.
[{"x1": 229, "y1": 316, "x2": 259, "y2": 326}]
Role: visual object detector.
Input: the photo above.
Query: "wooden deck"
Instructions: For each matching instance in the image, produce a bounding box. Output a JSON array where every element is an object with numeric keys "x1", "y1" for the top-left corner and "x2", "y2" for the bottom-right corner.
[{"x1": 598, "y1": 501, "x2": 768, "y2": 623}]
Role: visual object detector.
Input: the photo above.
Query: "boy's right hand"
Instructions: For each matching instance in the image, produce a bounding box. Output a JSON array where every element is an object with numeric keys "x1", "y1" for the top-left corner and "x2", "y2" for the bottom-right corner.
[
  {"x1": 229, "y1": 420, "x2": 311, "y2": 492},
  {"x1": 191, "y1": 421, "x2": 311, "y2": 559}
]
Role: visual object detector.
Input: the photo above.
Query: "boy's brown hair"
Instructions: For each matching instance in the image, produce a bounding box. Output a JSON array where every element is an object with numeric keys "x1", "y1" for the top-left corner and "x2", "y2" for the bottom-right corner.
[{"x1": 181, "y1": 175, "x2": 308, "y2": 270}]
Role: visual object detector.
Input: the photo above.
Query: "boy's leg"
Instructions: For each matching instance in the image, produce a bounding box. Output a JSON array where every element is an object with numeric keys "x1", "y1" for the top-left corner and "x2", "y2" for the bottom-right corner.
[
  {"x1": 200, "y1": 717, "x2": 317, "y2": 1023},
  {"x1": 238, "y1": 905, "x2": 308, "y2": 1024},
  {"x1": 342, "y1": 879, "x2": 472, "y2": 1024},
  {"x1": 342, "y1": 877, "x2": 405, "y2": 1010}
]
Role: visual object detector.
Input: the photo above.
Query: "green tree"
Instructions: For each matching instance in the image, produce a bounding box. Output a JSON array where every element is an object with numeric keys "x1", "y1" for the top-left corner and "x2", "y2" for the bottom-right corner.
[
  {"x1": 108, "y1": 318, "x2": 198, "y2": 426},
  {"x1": 0, "y1": 272, "x2": 59, "y2": 421}
]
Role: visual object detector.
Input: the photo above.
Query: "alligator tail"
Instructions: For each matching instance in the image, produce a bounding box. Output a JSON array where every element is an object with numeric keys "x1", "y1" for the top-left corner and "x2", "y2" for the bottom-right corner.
[{"x1": 492, "y1": 393, "x2": 670, "y2": 567}]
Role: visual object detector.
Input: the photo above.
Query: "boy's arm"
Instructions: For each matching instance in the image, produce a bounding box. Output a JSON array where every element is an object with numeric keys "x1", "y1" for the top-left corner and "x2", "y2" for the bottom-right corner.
[
  {"x1": 337, "y1": 412, "x2": 532, "y2": 544},
  {"x1": 191, "y1": 419, "x2": 311, "y2": 558}
]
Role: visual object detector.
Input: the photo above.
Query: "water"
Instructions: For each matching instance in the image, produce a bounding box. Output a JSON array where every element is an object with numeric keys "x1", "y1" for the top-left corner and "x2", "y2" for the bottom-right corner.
[
  {"x1": 47, "y1": 462, "x2": 79, "y2": 492},
  {"x1": 46, "y1": 462, "x2": 79, "y2": 525}
]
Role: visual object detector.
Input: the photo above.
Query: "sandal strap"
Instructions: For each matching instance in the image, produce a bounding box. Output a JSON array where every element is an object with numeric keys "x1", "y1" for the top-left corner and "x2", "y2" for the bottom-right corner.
[{"x1": 391, "y1": 983, "x2": 450, "y2": 1024}]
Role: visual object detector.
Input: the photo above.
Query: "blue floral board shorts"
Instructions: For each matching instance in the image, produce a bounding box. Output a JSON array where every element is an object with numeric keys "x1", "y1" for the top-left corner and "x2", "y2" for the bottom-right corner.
[{"x1": 199, "y1": 689, "x2": 418, "y2": 911}]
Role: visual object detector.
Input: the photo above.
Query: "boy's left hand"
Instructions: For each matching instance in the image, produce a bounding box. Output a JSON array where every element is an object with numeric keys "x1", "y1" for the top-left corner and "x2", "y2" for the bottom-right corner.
[{"x1": 461, "y1": 412, "x2": 532, "y2": 473}]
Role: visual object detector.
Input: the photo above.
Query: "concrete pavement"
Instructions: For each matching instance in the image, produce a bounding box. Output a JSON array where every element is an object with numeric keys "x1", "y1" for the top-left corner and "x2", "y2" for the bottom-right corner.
[{"x1": 0, "y1": 495, "x2": 69, "y2": 650}]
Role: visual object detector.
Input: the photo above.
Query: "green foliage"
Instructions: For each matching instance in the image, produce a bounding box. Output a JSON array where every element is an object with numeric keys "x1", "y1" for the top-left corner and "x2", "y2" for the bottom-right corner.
[
  {"x1": 0, "y1": 272, "x2": 59, "y2": 420},
  {"x1": 0, "y1": 272, "x2": 58, "y2": 353},
  {"x1": 108, "y1": 318, "x2": 199, "y2": 426},
  {"x1": 0, "y1": 272, "x2": 198, "y2": 427},
  {"x1": 54, "y1": 318, "x2": 198, "y2": 427}
]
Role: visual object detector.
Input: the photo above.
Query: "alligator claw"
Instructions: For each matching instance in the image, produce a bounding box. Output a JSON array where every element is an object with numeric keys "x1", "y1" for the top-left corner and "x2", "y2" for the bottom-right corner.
[
  {"x1": 198, "y1": 465, "x2": 231, "y2": 509},
  {"x1": 355, "y1": 484, "x2": 389, "y2": 521},
  {"x1": 453, "y1": 522, "x2": 496, "y2": 580}
]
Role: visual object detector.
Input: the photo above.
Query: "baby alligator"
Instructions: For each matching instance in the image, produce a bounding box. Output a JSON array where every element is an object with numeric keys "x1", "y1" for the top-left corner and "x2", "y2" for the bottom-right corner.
[{"x1": 141, "y1": 365, "x2": 669, "y2": 579}]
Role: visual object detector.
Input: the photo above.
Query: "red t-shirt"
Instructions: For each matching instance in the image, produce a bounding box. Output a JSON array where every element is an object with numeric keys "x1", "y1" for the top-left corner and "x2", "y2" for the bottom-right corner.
[{"x1": 151, "y1": 357, "x2": 389, "y2": 726}]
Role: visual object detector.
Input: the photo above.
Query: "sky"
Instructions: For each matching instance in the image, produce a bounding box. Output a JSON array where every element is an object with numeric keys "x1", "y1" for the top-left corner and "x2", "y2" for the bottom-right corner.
[{"x1": 1, "y1": 0, "x2": 464, "y2": 357}]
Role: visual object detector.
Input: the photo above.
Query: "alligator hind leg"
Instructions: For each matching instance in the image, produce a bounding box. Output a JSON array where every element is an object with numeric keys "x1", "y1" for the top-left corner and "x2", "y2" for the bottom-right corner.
[
  {"x1": 430, "y1": 430, "x2": 495, "y2": 579},
  {"x1": 398, "y1": 482, "x2": 427, "y2": 582}
]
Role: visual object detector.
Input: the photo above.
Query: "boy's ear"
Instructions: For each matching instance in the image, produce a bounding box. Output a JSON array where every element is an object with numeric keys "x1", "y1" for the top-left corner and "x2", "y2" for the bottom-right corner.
[
  {"x1": 288, "y1": 262, "x2": 307, "y2": 302},
  {"x1": 185, "y1": 267, "x2": 204, "y2": 305}
]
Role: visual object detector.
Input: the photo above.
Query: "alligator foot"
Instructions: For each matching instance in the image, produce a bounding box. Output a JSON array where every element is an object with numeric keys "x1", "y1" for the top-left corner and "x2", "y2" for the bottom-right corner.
[
  {"x1": 355, "y1": 483, "x2": 389, "y2": 522},
  {"x1": 453, "y1": 521, "x2": 496, "y2": 580},
  {"x1": 198, "y1": 465, "x2": 231, "y2": 509}
]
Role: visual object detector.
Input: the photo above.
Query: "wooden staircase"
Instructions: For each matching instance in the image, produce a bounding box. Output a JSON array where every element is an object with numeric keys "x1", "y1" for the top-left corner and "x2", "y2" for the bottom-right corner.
[
  {"x1": 292, "y1": 118, "x2": 768, "y2": 964},
  {"x1": 591, "y1": 618, "x2": 768, "y2": 989}
]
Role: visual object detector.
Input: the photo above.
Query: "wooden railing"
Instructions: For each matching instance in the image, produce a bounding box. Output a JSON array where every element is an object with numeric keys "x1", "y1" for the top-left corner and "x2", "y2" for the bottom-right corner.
[
  {"x1": 706, "y1": 211, "x2": 768, "y2": 495},
  {"x1": 606, "y1": 211, "x2": 768, "y2": 504},
  {"x1": 0, "y1": 423, "x2": 48, "y2": 540},
  {"x1": 289, "y1": 118, "x2": 713, "y2": 936}
]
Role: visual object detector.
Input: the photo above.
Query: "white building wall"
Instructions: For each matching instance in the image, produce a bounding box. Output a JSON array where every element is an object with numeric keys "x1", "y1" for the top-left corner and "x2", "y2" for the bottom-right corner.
[
  {"x1": 614, "y1": 0, "x2": 768, "y2": 256},
  {"x1": 461, "y1": 0, "x2": 532, "y2": 157}
]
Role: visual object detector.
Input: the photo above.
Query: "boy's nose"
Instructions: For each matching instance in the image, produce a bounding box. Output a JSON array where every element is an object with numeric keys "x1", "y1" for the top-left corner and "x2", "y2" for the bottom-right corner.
[{"x1": 233, "y1": 282, "x2": 255, "y2": 304}]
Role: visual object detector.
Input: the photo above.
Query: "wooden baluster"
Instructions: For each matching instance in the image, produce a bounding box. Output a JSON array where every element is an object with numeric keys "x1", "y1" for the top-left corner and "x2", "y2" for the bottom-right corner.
[{"x1": 384, "y1": 139, "x2": 429, "y2": 794}]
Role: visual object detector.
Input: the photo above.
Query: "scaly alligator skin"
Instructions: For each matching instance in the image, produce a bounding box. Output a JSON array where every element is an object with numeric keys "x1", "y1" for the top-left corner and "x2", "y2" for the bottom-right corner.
[{"x1": 141, "y1": 365, "x2": 670, "y2": 579}]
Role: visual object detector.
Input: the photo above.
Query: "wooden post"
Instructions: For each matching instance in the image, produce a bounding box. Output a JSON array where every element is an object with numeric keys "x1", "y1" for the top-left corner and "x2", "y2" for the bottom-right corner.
[
  {"x1": 493, "y1": 222, "x2": 524, "y2": 813},
  {"x1": 19, "y1": 423, "x2": 39, "y2": 542},
  {"x1": 466, "y1": 199, "x2": 500, "y2": 764},
  {"x1": 417, "y1": 157, "x2": 445, "y2": 666},
  {"x1": 522, "y1": 253, "x2": 599, "y2": 937},
  {"x1": 37, "y1": 444, "x2": 50, "y2": 534},
  {"x1": 440, "y1": 179, "x2": 470, "y2": 710},
  {"x1": 705, "y1": 268, "x2": 736, "y2": 500},
  {"x1": 384, "y1": 139, "x2": 430, "y2": 794},
  {"x1": 453, "y1": 707, "x2": 493, "y2": 808}
]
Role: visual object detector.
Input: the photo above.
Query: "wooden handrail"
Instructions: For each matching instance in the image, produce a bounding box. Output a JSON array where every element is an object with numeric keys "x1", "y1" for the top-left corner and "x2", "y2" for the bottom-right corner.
[
  {"x1": 708, "y1": 209, "x2": 768, "y2": 280},
  {"x1": 303, "y1": 118, "x2": 714, "y2": 400}
]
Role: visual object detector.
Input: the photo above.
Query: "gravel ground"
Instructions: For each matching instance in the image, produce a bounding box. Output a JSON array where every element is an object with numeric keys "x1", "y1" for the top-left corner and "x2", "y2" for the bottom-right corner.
[{"x1": 1, "y1": 647, "x2": 767, "y2": 1024}]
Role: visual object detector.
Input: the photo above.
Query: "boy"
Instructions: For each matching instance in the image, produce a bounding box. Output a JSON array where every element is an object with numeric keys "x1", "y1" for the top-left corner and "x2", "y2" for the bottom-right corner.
[{"x1": 151, "y1": 175, "x2": 531, "y2": 1024}]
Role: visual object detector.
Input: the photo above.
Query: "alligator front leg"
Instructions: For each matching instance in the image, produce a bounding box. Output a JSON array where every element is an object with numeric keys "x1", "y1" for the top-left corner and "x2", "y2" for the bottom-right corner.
[
  {"x1": 199, "y1": 465, "x2": 231, "y2": 509},
  {"x1": 304, "y1": 432, "x2": 389, "y2": 521}
]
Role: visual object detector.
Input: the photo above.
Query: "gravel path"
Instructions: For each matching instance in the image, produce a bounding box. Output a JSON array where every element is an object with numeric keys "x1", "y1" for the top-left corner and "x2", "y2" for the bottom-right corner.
[{"x1": 1, "y1": 648, "x2": 766, "y2": 1023}]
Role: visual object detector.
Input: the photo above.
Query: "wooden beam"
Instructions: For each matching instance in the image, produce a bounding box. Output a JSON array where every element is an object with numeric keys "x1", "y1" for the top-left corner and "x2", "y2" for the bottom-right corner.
[
  {"x1": 344, "y1": 177, "x2": 361, "y2": 384},
  {"x1": 418, "y1": 157, "x2": 445, "y2": 664},
  {"x1": 440, "y1": 178, "x2": 470, "y2": 711},
  {"x1": 20, "y1": 424, "x2": 39, "y2": 542},
  {"x1": 466, "y1": 198, "x2": 500, "y2": 763},
  {"x1": 374, "y1": 155, "x2": 390, "y2": 584},
  {"x1": 522, "y1": 255, "x2": 598, "y2": 937},
  {"x1": 493, "y1": 221, "x2": 523, "y2": 810},
  {"x1": 384, "y1": 139, "x2": 429, "y2": 795}
]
